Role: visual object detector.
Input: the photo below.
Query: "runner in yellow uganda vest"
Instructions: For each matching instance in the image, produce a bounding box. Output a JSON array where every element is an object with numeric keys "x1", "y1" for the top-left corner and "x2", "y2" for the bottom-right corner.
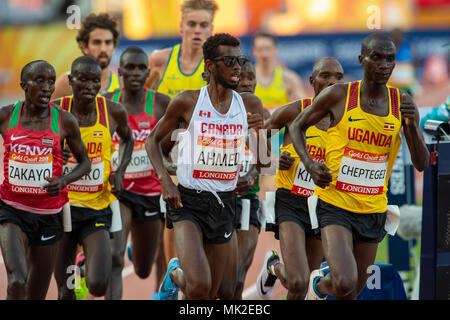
[
  {"x1": 315, "y1": 80, "x2": 402, "y2": 214},
  {"x1": 61, "y1": 95, "x2": 116, "y2": 210},
  {"x1": 157, "y1": 44, "x2": 206, "y2": 98},
  {"x1": 275, "y1": 98, "x2": 327, "y2": 196}
]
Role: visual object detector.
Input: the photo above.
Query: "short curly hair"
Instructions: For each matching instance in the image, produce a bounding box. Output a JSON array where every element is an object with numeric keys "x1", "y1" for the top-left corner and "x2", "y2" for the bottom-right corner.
[
  {"x1": 203, "y1": 33, "x2": 241, "y2": 61},
  {"x1": 76, "y1": 13, "x2": 120, "y2": 50}
]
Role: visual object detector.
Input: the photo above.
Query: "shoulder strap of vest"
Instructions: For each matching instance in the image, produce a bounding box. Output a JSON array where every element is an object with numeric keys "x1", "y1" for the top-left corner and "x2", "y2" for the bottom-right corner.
[
  {"x1": 97, "y1": 96, "x2": 108, "y2": 127},
  {"x1": 346, "y1": 81, "x2": 359, "y2": 112},
  {"x1": 389, "y1": 87, "x2": 400, "y2": 120},
  {"x1": 301, "y1": 98, "x2": 313, "y2": 112},
  {"x1": 49, "y1": 103, "x2": 60, "y2": 136},
  {"x1": 8, "y1": 101, "x2": 22, "y2": 129},
  {"x1": 111, "y1": 88, "x2": 122, "y2": 103},
  {"x1": 144, "y1": 89, "x2": 155, "y2": 116},
  {"x1": 61, "y1": 96, "x2": 71, "y2": 112}
]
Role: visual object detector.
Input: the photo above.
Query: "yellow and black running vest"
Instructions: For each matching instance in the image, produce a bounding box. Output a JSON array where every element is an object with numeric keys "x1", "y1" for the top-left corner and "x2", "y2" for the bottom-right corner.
[
  {"x1": 254, "y1": 66, "x2": 290, "y2": 111},
  {"x1": 275, "y1": 98, "x2": 327, "y2": 197},
  {"x1": 61, "y1": 96, "x2": 116, "y2": 210},
  {"x1": 315, "y1": 81, "x2": 402, "y2": 214}
]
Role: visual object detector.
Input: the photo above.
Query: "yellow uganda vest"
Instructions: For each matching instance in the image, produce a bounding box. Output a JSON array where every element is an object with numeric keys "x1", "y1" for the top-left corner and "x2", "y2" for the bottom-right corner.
[
  {"x1": 315, "y1": 81, "x2": 402, "y2": 214},
  {"x1": 157, "y1": 44, "x2": 206, "y2": 98},
  {"x1": 275, "y1": 98, "x2": 327, "y2": 196},
  {"x1": 254, "y1": 66, "x2": 290, "y2": 111},
  {"x1": 61, "y1": 96, "x2": 116, "y2": 210}
]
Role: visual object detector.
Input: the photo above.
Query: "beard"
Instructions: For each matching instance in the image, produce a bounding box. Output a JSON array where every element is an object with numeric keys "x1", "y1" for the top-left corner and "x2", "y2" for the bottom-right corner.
[{"x1": 215, "y1": 72, "x2": 238, "y2": 90}]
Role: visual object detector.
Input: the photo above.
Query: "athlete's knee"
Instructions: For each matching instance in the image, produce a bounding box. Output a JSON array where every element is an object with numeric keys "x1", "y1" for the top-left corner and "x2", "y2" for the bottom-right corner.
[
  {"x1": 286, "y1": 275, "x2": 308, "y2": 299},
  {"x1": 185, "y1": 278, "x2": 211, "y2": 300},
  {"x1": 331, "y1": 273, "x2": 357, "y2": 297},
  {"x1": 111, "y1": 249, "x2": 125, "y2": 270},
  {"x1": 7, "y1": 275, "x2": 27, "y2": 298},
  {"x1": 134, "y1": 263, "x2": 152, "y2": 279},
  {"x1": 86, "y1": 277, "x2": 109, "y2": 297}
]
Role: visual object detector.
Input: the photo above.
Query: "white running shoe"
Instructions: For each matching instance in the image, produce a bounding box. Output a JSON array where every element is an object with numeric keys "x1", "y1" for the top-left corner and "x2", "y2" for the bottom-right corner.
[
  {"x1": 256, "y1": 250, "x2": 280, "y2": 300},
  {"x1": 305, "y1": 269, "x2": 327, "y2": 300}
]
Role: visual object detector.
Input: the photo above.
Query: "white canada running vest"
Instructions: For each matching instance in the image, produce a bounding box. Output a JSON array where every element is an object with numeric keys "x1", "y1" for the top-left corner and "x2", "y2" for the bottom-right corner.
[{"x1": 177, "y1": 86, "x2": 248, "y2": 192}]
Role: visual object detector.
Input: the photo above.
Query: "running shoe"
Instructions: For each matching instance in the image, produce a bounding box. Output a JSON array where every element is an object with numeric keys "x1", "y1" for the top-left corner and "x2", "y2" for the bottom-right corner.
[
  {"x1": 74, "y1": 252, "x2": 89, "y2": 300},
  {"x1": 127, "y1": 242, "x2": 133, "y2": 262},
  {"x1": 256, "y1": 250, "x2": 280, "y2": 299},
  {"x1": 305, "y1": 269, "x2": 327, "y2": 300},
  {"x1": 158, "y1": 257, "x2": 180, "y2": 300}
]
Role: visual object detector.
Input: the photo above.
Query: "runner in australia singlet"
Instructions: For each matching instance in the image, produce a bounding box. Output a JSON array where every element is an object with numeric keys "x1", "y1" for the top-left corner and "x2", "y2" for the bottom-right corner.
[
  {"x1": 101, "y1": 71, "x2": 121, "y2": 95},
  {"x1": 110, "y1": 88, "x2": 161, "y2": 196},
  {"x1": 254, "y1": 66, "x2": 290, "y2": 111},
  {"x1": 0, "y1": 101, "x2": 67, "y2": 214},
  {"x1": 176, "y1": 86, "x2": 248, "y2": 192},
  {"x1": 61, "y1": 96, "x2": 116, "y2": 210},
  {"x1": 315, "y1": 81, "x2": 402, "y2": 213},
  {"x1": 157, "y1": 44, "x2": 206, "y2": 98},
  {"x1": 275, "y1": 98, "x2": 327, "y2": 197}
]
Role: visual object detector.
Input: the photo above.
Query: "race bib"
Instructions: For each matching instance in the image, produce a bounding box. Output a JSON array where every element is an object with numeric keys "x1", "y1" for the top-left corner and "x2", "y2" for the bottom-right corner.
[
  {"x1": 291, "y1": 157, "x2": 324, "y2": 197},
  {"x1": 111, "y1": 142, "x2": 153, "y2": 179},
  {"x1": 64, "y1": 155, "x2": 104, "y2": 193},
  {"x1": 193, "y1": 135, "x2": 243, "y2": 181},
  {"x1": 8, "y1": 152, "x2": 53, "y2": 195},
  {"x1": 336, "y1": 147, "x2": 388, "y2": 195}
]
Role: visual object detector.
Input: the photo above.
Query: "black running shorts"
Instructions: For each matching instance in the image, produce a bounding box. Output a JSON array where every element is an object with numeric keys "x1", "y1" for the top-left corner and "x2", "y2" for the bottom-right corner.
[
  {"x1": 316, "y1": 198, "x2": 387, "y2": 243},
  {"x1": 69, "y1": 206, "x2": 112, "y2": 244},
  {"x1": 166, "y1": 184, "x2": 236, "y2": 244},
  {"x1": 273, "y1": 188, "x2": 318, "y2": 240},
  {"x1": 118, "y1": 190, "x2": 163, "y2": 222},
  {"x1": 0, "y1": 199, "x2": 63, "y2": 246},
  {"x1": 234, "y1": 194, "x2": 261, "y2": 232}
]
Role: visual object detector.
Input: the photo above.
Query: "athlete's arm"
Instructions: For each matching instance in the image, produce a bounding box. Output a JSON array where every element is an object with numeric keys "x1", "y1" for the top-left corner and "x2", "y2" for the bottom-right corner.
[
  {"x1": 108, "y1": 101, "x2": 134, "y2": 194},
  {"x1": 289, "y1": 84, "x2": 345, "y2": 188},
  {"x1": 51, "y1": 73, "x2": 72, "y2": 100},
  {"x1": 0, "y1": 105, "x2": 14, "y2": 136},
  {"x1": 146, "y1": 91, "x2": 193, "y2": 208},
  {"x1": 154, "y1": 92, "x2": 171, "y2": 121},
  {"x1": 145, "y1": 49, "x2": 170, "y2": 90},
  {"x1": 264, "y1": 100, "x2": 301, "y2": 138},
  {"x1": 45, "y1": 111, "x2": 91, "y2": 196},
  {"x1": 284, "y1": 69, "x2": 305, "y2": 101},
  {"x1": 400, "y1": 91, "x2": 430, "y2": 171}
]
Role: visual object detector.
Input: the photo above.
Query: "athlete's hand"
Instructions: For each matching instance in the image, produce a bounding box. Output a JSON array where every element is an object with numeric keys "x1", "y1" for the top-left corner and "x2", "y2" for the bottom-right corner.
[
  {"x1": 110, "y1": 171, "x2": 124, "y2": 196},
  {"x1": 279, "y1": 151, "x2": 295, "y2": 170},
  {"x1": 400, "y1": 92, "x2": 416, "y2": 126},
  {"x1": 43, "y1": 176, "x2": 67, "y2": 196},
  {"x1": 236, "y1": 176, "x2": 251, "y2": 195},
  {"x1": 62, "y1": 146, "x2": 71, "y2": 164},
  {"x1": 247, "y1": 112, "x2": 263, "y2": 131},
  {"x1": 307, "y1": 161, "x2": 333, "y2": 189},
  {"x1": 161, "y1": 178, "x2": 183, "y2": 208}
]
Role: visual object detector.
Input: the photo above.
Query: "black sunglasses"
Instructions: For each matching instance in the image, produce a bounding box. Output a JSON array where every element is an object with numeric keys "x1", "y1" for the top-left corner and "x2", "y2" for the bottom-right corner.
[{"x1": 212, "y1": 56, "x2": 247, "y2": 67}]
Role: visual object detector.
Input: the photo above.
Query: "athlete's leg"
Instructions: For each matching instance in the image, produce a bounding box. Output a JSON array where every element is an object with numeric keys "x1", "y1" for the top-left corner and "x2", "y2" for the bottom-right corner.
[
  {"x1": 274, "y1": 221, "x2": 310, "y2": 299},
  {"x1": 164, "y1": 228, "x2": 176, "y2": 264},
  {"x1": 0, "y1": 223, "x2": 28, "y2": 299},
  {"x1": 305, "y1": 235, "x2": 324, "y2": 272},
  {"x1": 215, "y1": 232, "x2": 238, "y2": 300},
  {"x1": 106, "y1": 202, "x2": 132, "y2": 300},
  {"x1": 233, "y1": 225, "x2": 259, "y2": 299},
  {"x1": 345, "y1": 240, "x2": 379, "y2": 299},
  {"x1": 82, "y1": 229, "x2": 112, "y2": 297},
  {"x1": 154, "y1": 230, "x2": 167, "y2": 293},
  {"x1": 315, "y1": 225, "x2": 357, "y2": 298},
  {"x1": 26, "y1": 242, "x2": 59, "y2": 299},
  {"x1": 54, "y1": 233, "x2": 79, "y2": 300},
  {"x1": 170, "y1": 220, "x2": 211, "y2": 299}
]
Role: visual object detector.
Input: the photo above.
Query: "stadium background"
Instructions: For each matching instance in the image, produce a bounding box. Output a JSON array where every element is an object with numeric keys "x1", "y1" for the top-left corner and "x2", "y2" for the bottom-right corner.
[{"x1": 0, "y1": 0, "x2": 449, "y2": 300}]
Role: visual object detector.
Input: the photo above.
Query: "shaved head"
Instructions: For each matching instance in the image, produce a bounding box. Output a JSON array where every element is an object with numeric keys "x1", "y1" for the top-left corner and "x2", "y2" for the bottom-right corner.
[
  {"x1": 311, "y1": 57, "x2": 342, "y2": 79},
  {"x1": 21, "y1": 60, "x2": 54, "y2": 82},
  {"x1": 71, "y1": 55, "x2": 101, "y2": 74},
  {"x1": 361, "y1": 33, "x2": 395, "y2": 55}
]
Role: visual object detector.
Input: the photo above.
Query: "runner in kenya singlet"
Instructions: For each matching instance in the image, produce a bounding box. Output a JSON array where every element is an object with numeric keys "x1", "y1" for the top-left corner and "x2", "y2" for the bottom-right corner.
[
  {"x1": 0, "y1": 101, "x2": 67, "y2": 213},
  {"x1": 61, "y1": 95, "x2": 116, "y2": 209},
  {"x1": 275, "y1": 98, "x2": 327, "y2": 197},
  {"x1": 315, "y1": 81, "x2": 402, "y2": 213},
  {"x1": 110, "y1": 88, "x2": 161, "y2": 196},
  {"x1": 176, "y1": 86, "x2": 248, "y2": 192}
]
